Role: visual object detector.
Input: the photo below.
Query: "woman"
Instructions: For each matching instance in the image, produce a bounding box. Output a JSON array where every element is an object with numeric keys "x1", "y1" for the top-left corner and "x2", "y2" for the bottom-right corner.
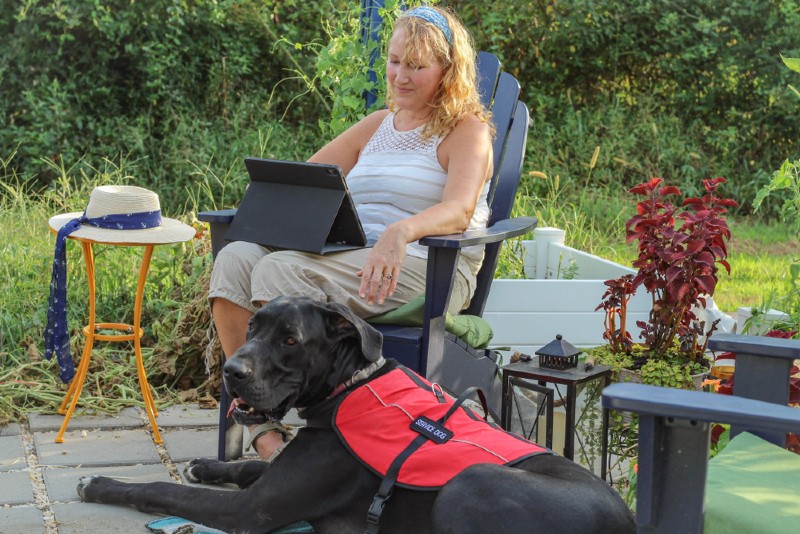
[{"x1": 209, "y1": 6, "x2": 494, "y2": 460}]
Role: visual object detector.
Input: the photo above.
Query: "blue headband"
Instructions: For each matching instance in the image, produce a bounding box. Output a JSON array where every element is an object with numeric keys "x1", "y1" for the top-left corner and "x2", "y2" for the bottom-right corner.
[{"x1": 405, "y1": 6, "x2": 453, "y2": 45}]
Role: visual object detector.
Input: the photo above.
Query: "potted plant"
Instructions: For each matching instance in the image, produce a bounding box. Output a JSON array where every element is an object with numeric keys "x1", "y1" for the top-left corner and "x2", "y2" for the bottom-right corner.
[
  {"x1": 585, "y1": 177, "x2": 738, "y2": 485},
  {"x1": 591, "y1": 176, "x2": 738, "y2": 388}
]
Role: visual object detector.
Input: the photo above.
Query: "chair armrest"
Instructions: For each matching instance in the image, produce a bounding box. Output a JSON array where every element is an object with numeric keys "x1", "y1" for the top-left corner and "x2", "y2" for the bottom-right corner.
[
  {"x1": 708, "y1": 333, "x2": 799, "y2": 408},
  {"x1": 197, "y1": 208, "x2": 237, "y2": 224},
  {"x1": 416, "y1": 217, "x2": 535, "y2": 328},
  {"x1": 198, "y1": 209, "x2": 238, "y2": 257},
  {"x1": 602, "y1": 382, "x2": 800, "y2": 435},
  {"x1": 419, "y1": 216, "x2": 536, "y2": 248},
  {"x1": 708, "y1": 333, "x2": 800, "y2": 361},
  {"x1": 605, "y1": 382, "x2": 800, "y2": 531}
]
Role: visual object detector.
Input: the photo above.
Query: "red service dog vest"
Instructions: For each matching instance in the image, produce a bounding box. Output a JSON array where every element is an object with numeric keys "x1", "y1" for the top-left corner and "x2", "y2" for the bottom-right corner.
[{"x1": 333, "y1": 367, "x2": 548, "y2": 490}]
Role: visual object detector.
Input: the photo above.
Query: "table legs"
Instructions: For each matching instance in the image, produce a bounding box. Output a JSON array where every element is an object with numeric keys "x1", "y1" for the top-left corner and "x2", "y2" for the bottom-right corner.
[{"x1": 56, "y1": 243, "x2": 162, "y2": 444}]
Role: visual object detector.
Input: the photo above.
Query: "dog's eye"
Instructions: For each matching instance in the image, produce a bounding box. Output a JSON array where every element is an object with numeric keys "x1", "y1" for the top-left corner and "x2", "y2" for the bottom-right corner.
[{"x1": 285, "y1": 337, "x2": 297, "y2": 346}]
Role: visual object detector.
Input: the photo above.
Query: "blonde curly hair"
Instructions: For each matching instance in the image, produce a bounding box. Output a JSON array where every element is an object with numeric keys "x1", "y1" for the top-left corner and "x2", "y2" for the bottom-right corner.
[{"x1": 387, "y1": 6, "x2": 492, "y2": 140}]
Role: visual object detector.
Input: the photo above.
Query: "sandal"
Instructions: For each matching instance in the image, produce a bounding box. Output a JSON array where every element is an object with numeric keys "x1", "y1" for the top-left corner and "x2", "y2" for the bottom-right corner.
[{"x1": 246, "y1": 421, "x2": 294, "y2": 462}]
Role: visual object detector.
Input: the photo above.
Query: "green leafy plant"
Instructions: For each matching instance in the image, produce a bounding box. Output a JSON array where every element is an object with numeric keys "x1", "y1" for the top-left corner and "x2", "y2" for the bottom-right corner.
[
  {"x1": 754, "y1": 56, "x2": 800, "y2": 231},
  {"x1": 750, "y1": 55, "x2": 800, "y2": 331},
  {"x1": 278, "y1": 0, "x2": 430, "y2": 139}
]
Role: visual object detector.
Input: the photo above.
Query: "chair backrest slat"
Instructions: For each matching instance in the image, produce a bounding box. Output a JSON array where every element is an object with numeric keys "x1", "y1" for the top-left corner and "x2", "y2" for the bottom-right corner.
[
  {"x1": 477, "y1": 51, "x2": 501, "y2": 110},
  {"x1": 487, "y1": 72, "x2": 521, "y2": 181},
  {"x1": 465, "y1": 100, "x2": 530, "y2": 317},
  {"x1": 490, "y1": 101, "x2": 529, "y2": 225}
]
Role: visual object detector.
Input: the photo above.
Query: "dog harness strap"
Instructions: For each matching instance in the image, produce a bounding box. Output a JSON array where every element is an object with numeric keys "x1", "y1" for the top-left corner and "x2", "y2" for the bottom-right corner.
[
  {"x1": 440, "y1": 386, "x2": 489, "y2": 423},
  {"x1": 365, "y1": 433, "x2": 429, "y2": 533}
]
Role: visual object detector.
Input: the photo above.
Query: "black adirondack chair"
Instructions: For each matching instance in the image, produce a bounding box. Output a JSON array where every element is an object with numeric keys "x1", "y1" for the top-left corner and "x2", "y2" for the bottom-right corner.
[
  {"x1": 198, "y1": 52, "x2": 536, "y2": 460},
  {"x1": 602, "y1": 333, "x2": 800, "y2": 533}
]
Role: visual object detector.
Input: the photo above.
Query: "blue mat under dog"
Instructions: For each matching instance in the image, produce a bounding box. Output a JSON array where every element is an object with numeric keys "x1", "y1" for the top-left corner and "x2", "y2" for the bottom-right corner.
[{"x1": 147, "y1": 516, "x2": 315, "y2": 534}]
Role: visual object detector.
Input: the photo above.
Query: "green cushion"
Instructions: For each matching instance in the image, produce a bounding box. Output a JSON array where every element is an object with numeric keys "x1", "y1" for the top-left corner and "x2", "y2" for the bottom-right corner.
[
  {"x1": 368, "y1": 295, "x2": 494, "y2": 349},
  {"x1": 704, "y1": 431, "x2": 800, "y2": 534}
]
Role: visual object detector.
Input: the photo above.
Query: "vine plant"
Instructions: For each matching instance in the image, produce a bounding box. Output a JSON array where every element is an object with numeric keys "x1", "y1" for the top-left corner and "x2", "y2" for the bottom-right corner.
[{"x1": 278, "y1": 0, "x2": 430, "y2": 139}]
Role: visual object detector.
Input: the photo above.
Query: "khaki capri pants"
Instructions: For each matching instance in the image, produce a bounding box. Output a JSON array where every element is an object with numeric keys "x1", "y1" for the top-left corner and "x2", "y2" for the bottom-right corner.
[{"x1": 208, "y1": 241, "x2": 471, "y2": 318}]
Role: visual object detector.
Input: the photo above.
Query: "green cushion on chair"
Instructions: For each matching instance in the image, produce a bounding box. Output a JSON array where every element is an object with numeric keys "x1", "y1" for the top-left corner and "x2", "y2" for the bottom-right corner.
[
  {"x1": 368, "y1": 295, "x2": 494, "y2": 349},
  {"x1": 704, "y1": 431, "x2": 800, "y2": 534}
]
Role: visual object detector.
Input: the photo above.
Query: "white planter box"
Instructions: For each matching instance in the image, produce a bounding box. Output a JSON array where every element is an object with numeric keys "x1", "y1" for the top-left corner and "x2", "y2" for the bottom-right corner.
[
  {"x1": 735, "y1": 307, "x2": 790, "y2": 335},
  {"x1": 484, "y1": 279, "x2": 650, "y2": 353},
  {"x1": 482, "y1": 227, "x2": 733, "y2": 353}
]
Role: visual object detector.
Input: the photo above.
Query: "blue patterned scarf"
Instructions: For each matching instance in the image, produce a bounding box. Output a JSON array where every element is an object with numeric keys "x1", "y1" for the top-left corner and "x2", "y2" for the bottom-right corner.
[{"x1": 45, "y1": 210, "x2": 161, "y2": 382}]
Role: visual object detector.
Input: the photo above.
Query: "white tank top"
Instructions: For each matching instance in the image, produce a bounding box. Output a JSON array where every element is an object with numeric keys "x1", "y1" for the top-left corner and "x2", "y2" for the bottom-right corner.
[{"x1": 346, "y1": 112, "x2": 490, "y2": 300}]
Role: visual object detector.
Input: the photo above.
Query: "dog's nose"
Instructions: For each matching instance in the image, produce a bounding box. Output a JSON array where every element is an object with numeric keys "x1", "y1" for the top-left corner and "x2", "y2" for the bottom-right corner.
[{"x1": 223, "y1": 358, "x2": 252, "y2": 384}]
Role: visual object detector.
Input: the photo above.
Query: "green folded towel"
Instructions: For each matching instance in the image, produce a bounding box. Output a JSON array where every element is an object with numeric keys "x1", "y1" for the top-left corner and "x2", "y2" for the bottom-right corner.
[{"x1": 368, "y1": 295, "x2": 493, "y2": 349}]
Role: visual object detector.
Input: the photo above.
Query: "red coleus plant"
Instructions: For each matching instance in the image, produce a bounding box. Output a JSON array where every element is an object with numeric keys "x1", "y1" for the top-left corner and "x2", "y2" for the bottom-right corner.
[
  {"x1": 599, "y1": 177, "x2": 738, "y2": 361},
  {"x1": 596, "y1": 274, "x2": 635, "y2": 353}
]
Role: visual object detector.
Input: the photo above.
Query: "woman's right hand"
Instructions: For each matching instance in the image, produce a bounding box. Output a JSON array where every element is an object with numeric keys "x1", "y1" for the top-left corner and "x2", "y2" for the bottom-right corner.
[{"x1": 357, "y1": 224, "x2": 408, "y2": 305}]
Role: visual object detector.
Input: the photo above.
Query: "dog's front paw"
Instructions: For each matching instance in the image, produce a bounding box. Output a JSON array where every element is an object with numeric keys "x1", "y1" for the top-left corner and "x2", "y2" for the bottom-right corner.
[
  {"x1": 77, "y1": 475, "x2": 113, "y2": 502},
  {"x1": 184, "y1": 458, "x2": 224, "y2": 484}
]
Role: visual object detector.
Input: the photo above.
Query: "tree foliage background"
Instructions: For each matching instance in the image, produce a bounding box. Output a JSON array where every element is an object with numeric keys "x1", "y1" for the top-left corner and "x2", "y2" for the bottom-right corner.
[
  {"x1": 1, "y1": 0, "x2": 799, "y2": 208},
  {"x1": 1, "y1": 0, "x2": 799, "y2": 420}
]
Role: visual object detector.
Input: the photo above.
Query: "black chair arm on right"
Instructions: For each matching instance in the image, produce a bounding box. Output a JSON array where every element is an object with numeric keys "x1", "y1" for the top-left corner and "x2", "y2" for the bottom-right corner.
[
  {"x1": 708, "y1": 333, "x2": 800, "y2": 361},
  {"x1": 603, "y1": 382, "x2": 800, "y2": 533},
  {"x1": 708, "y1": 333, "x2": 800, "y2": 440},
  {"x1": 602, "y1": 382, "x2": 800, "y2": 437},
  {"x1": 419, "y1": 216, "x2": 536, "y2": 249}
]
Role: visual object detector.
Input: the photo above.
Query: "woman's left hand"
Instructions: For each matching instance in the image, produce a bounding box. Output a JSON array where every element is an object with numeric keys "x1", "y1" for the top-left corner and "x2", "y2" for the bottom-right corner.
[{"x1": 357, "y1": 225, "x2": 407, "y2": 305}]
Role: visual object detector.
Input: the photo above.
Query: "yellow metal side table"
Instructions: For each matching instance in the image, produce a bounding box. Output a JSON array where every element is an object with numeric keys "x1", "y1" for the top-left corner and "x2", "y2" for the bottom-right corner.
[
  {"x1": 46, "y1": 185, "x2": 196, "y2": 444},
  {"x1": 54, "y1": 238, "x2": 165, "y2": 443}
]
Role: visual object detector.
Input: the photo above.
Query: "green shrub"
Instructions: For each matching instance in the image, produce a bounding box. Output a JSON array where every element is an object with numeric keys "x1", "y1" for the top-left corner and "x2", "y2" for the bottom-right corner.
[
  {"x1": 0, "y1": 0, "x2": 335, "y2": 194},
  {"x1": 450, "y1": 0, "x2": 800, "y2": 215}
]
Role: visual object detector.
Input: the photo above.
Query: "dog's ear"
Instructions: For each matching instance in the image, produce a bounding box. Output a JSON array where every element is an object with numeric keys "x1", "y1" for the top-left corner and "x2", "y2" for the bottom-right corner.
[{"x1": 321, "y1": 302, "x2": 383, "y2": 362}]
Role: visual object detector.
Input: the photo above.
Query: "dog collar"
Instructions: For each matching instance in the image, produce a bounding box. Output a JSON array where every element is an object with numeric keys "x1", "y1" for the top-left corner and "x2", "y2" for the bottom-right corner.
[{"x1": 328, "y1": 357, "x2": 386, "y2": 399}]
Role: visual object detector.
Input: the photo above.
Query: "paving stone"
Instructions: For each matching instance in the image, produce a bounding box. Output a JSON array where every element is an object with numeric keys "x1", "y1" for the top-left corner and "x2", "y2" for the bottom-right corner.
[
  {"x1": 156, "y1": 404, "x2": 220, "y2": 428},
  {"x1": 28, "y1": 407, "x2": 143, "y2": 432},
  {"x1": 0, "y1": 423, "x2": 22, "y2": 436},
  {"x1": 0, "y1": 471, "x2": 34, "y2": 505},
  {"x1": 162, "y1": 428, "x2": 220, "y2": 462},
  {"x1": 0, "y1": 505, "x2": 45, "y2": 534},
  {"x1": 34, "y1": 429, "x2": 160, "y2": 467},
  {"x1": 0, "y1": 435, "x2": 26, "y2": 472},
  {"x1": 43, "y1": 464, "x2": 173, "y2": 502},
  {"x1": 53, "y1": 501, "x2": 163, "y2": 533}
]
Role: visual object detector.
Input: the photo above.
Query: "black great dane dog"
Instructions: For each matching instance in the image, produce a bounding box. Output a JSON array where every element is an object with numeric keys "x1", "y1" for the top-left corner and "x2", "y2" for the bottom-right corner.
[{"x1": 78, "y1": 296, "x2": 635, "y2": 534}]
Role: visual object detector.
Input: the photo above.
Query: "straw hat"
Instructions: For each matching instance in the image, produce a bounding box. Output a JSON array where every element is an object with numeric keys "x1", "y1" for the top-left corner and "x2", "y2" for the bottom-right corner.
[{"x1": 48, "y1": 185, "x2": 196, "y2": 244}]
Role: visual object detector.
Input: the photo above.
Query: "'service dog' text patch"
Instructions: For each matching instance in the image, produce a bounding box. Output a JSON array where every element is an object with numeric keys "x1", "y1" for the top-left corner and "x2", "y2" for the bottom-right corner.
[{"x1": 411, "y1": 416, "x2": 453, "y2": 444}]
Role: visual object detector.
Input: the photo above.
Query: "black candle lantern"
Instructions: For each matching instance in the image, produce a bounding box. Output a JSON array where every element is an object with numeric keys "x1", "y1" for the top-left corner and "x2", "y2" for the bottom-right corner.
[{"x1": 536, "y1": 334, "x2": 581, "y2": 370}]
